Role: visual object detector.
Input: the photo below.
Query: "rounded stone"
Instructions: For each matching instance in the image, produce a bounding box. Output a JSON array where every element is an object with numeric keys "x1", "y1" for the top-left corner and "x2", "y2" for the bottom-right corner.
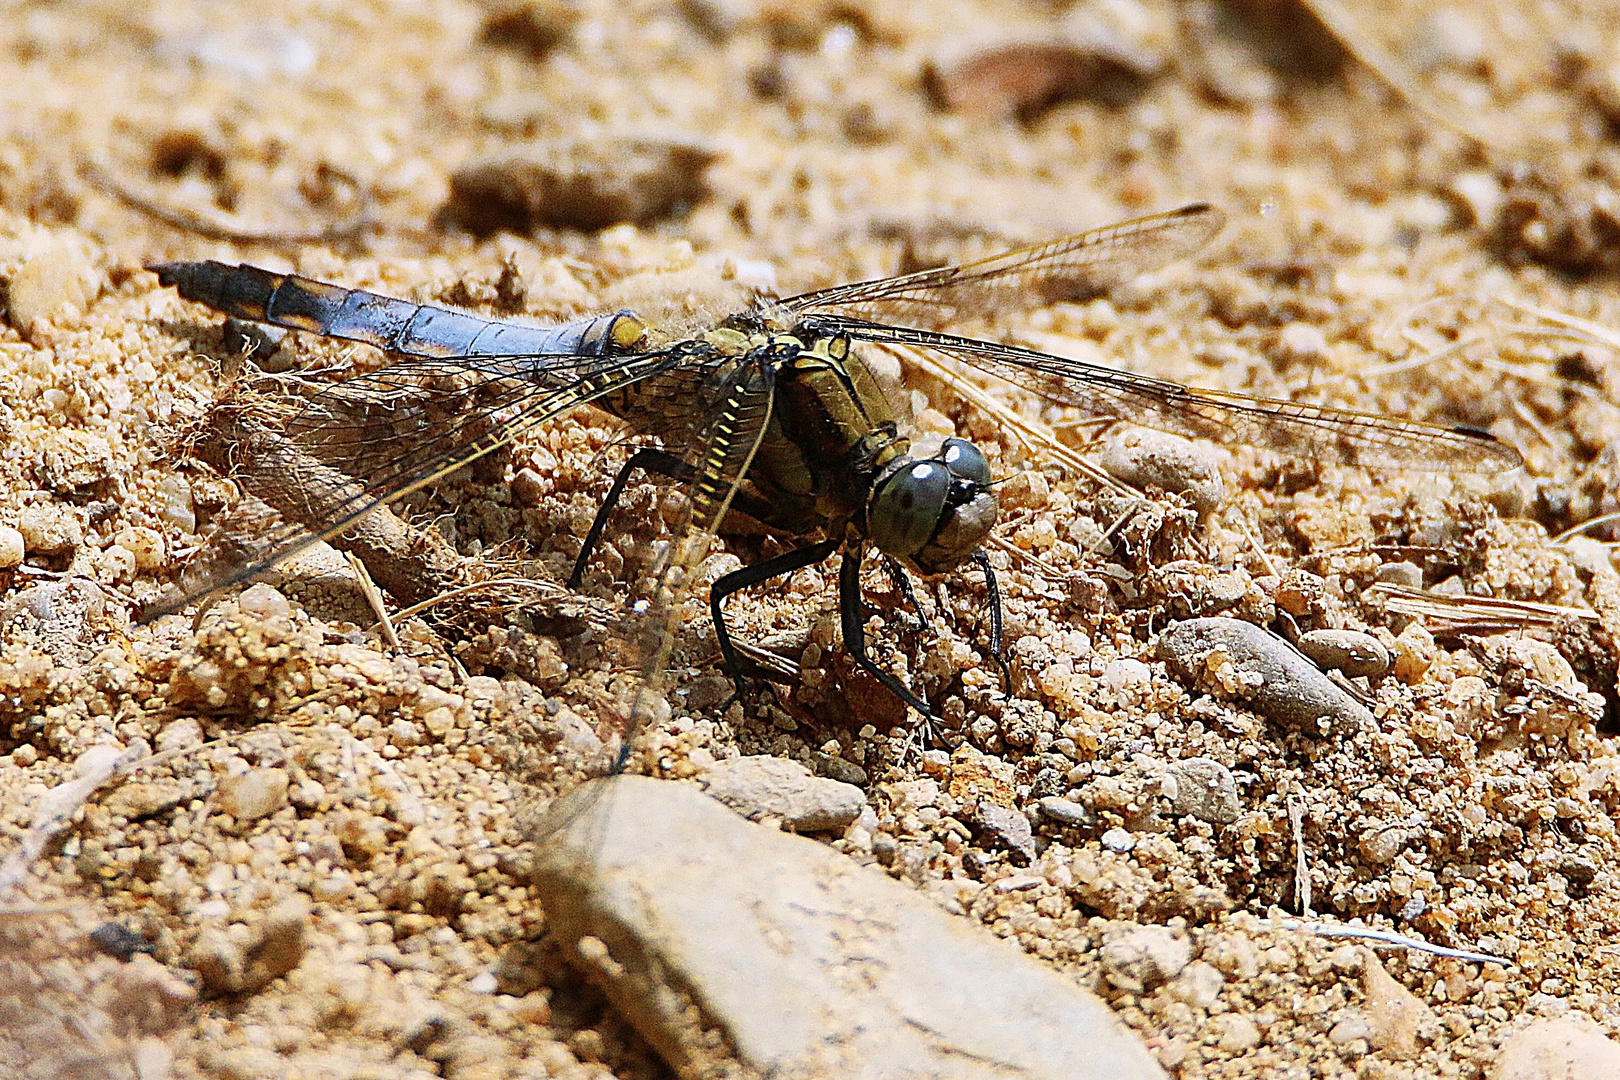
[
  {"x1": 17, "y1": 504, "x2": 83, "y2": 555},
  {"x1": 1156, "y1": 617, "x2": 1374, "y2": 734},
  {"x1": 219, "y1": 768, "x2": 290, "y2": 822},
  {"x1": 1093, "y1": 426, "x2": 1225, "y2": 515},
  {"x1": 0, "y1": 525, "x2": 24, "y2": 569},
  {"x1": 1297, "y1": 629, "x2": 1391, "y2": 679}
]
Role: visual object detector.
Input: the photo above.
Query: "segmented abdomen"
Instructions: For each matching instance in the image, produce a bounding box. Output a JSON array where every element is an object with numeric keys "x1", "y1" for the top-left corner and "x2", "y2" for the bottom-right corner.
[{"x1": 148, "y1": 260, "x2": 630, "y2": 359}]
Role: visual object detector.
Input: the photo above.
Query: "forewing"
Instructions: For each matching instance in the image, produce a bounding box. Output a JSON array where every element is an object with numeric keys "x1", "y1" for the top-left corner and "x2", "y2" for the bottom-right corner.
[
  {"x1": 782, "y1": 204, "x2": 1225, "y2": 330},
  {"x1": 141, "y1": 348, "x2": 684, "y2": 620},
  {"x1": 821, "y1": 320, "x2": 1522, "y2": 473}
]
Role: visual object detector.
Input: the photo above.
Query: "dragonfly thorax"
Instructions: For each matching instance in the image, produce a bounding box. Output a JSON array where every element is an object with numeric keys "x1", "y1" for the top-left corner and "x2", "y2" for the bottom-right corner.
[{"x1": 867, "y1": 437, "x2": 998, "y2": 573}]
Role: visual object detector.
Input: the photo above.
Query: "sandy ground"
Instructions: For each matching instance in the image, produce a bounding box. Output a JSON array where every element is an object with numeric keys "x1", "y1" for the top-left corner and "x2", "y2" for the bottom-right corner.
[{"x1": 5, "y1": 0, "x2": 1620, "y2": 1077}]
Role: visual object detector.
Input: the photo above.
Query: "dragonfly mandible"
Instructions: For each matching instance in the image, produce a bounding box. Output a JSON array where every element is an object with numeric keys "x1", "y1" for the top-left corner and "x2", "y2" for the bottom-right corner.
[{"x1": 144, "y1": 204, "x2": 1521, "y2": 760}]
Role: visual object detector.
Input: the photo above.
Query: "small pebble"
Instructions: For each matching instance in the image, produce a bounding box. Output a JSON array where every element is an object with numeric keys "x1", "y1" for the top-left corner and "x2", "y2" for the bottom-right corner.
[
  {"x1": 1214, "y1": 1013, "x2": 1262, "y2": 1053},
  {"x1": 155, "y1": 474, "x2": 196, "y2": 532},
  {"x1": 703, "y1": 755, "x2": 865, "y2": 832},
  {"x1": 0, "y1": 525, "x2": 24, "y2": 569},
  {"x1": 1375, "y1": 560, "x2": 1424, "y2": 588},
  {"x1": 1296, "y1": 629, "x2": 1391, "y2": 679},
  {"x1": 89, "y1": 922, "x2": 155, "y2": 961},
  {"x1": 237, "y1": 583, "x2": 291, "y2": 619},
  {"x1": 1103, "y1": 657, "x2": 1153, "y2": 692},
  {"x1": 1329, "y1": 1010, "x2": 1372, "y2": 1047},
  {"x1": 1168, "y1": 961, "x2": 1224, "y2": 1009},
  {"x1": 17, "y1": 504, "x2": 83, "y2": 555},
  {"x1": 1447, "y1": 171, "x2": 1505, "y2": 231},
  {"x1": 218, "y1": 768, "x2": 290, "y2": 822},
  {"x1": 1093, "y1": 426, "x2": 1225, "y2": 515},
  {"x1": 807, "y1": 751, "x2": 867, "y2": 787},
  {"x1": 1157, "y1": 617, "x2": 1374, "y2": 734},
  {"x1": 1164, "y1": 757, "x2": 1240, "y2": 825},
  {"x1": 1275, "y1": 321, "x2": 1329, "y2": 363},
  {"x1": 1037, "y1": 796, "x2": 1097, "y2": 828},
  {"x1": 112, "y1": 526, "x2": 166, "y2": 571},
  {"x1": 1101, "y1": 924, "x2": 1190, "y2": 992},
  {"x1": 1361, "y1": 949, "x2": 1433, "y2": 1061},
  {"x1": 1390, "y1": 623, "x2": 1436, "y2": 683},
  {"x1": 998, "y1": 470, "x2": 1049, "y2": 511},
  {"x1": 187, "y1": 895, "x2": 311, "y2": 995},
  {"x1": 975, "y1": 800, "x2": 1036, "y2": 863},
  {"x1": 1101, "y1": 828, "x2": 1136, "y2": 853},
  {"x1": 5, "y1": 245, "x2": 100, "y2": 337},
  {"x1": 511, "y1": 467, "x2": 549, "y2": 506}
]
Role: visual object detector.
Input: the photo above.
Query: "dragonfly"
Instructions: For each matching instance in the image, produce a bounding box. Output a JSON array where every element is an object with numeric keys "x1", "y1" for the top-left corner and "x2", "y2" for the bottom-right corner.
[{"x1": 143, "y1": 204, "x2": 1520, "y2": 762}]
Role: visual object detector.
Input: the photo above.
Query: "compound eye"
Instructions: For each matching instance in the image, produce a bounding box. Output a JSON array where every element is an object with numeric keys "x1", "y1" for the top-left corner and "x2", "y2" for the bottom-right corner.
[
  {"x1": 869, "y1": 461, "x2": 951, "y2": 557},
  {"x1": 941, "y1": 438, "x2": 992, "y2": 486}
]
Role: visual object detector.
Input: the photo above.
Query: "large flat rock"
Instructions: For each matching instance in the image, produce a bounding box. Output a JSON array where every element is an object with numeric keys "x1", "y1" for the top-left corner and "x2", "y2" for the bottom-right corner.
[{"x1": 530, "y1": 775, "x2": 1167, "y2": 1080}]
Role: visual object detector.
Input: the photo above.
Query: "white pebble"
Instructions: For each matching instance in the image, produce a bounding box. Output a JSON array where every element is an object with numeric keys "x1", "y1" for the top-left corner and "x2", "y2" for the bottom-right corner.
[
  {"x1": 113, "y1": 526, "x2": 166, "y2": 570},
  {"x1": 17, "y1": 504, "x2": 82, "y2": 555},
  {"x1": 1093, "y1": 426, "x2": 1225, "y2": 515},
  {"x1": 0, "y1": 525, "x2": 23, "y2": 568}
]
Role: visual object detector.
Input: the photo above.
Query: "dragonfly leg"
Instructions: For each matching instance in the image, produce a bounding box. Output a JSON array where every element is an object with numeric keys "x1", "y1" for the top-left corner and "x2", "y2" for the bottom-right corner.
[
  {"x1": 569, "y1": 448, "x2": 693, "y2": 589},
  {"x1": 840, "y1": 541, "x2": 939, "y2": 721},
  {"x1": 969, "y1": 549, "x2": 1011, "y2": 692},
  {"x1": 882, "y1": 556, "x2": 932, "y2": 635},
  {"x1": 710, "y1": 537, "x2": 840, "y2": 708}
]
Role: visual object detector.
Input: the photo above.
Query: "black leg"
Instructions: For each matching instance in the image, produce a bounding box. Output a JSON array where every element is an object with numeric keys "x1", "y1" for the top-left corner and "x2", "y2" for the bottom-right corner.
[
  {"x1": 883, "y1": 556, "x2": 932, "y2": 635},
  {"x1": 710, "y1": 537, "x2": 840, "y2": 704},
  {"x1": 840, "y1": 541, "x2": 938, "y2": 720},
  {"x1": 569, "y1": 447, "x2": 693, "y2": 589},
  {"x1": 970, "y1": 549, "x2": 1011, "y2": 692}
]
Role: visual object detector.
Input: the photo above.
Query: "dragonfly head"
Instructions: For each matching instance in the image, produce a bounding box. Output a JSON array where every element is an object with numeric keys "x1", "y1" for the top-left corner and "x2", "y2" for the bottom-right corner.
[{"x1": 868, "y1": 438, "x2": 998, "y2": 573}]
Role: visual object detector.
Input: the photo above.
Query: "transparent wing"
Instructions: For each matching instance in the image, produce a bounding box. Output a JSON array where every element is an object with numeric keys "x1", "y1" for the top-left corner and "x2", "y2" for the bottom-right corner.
[
  {"x1": 617, "y1": 355, "x2": 778, "y2": 767},
  {"x1": 815, "y1": 319, "x2": 1522, "y2": 473},
  {"x1": 781, "y1": 204, "x2": 1225, "y2": 330},
  {"x1": 142, "y1": 347, "x2": 687, "y2": 620}
]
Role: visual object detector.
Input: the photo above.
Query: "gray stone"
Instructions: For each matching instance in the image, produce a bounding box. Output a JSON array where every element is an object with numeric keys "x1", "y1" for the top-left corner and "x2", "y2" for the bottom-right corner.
[
  {"x1": 1157, "y1": 617, "x2": 1374, "y2": 734},
  {"x1": 1093, "y1": 426, "x2": 1225, "y2": 515},
  {"x1": 531, "y1": 775, "x2": 1167, "y2": 1080},
  {"x1": 188, "y1": 894, "x2": 310, "y2": 995},
  {"x1": 1297, "y1": 628, "x2": 1391, "y2": 679},
  {"x1": 1037, "y1": 796, "x2": 1098, "y2": 828},
  {"x1": 975, "y1": 799, "x2": 1037, "y2": 863},
  {"x1": 1101, "y1": 924, "x2": 1191, "y2": 992},
  {"x1": 703, "y1": 755, "x2": 866, "y2": 832},
  {"x1": 1164, "y1": 757, "x2": 1240, "y2": 825},
  {"x1": 218, "y1": 768, "x2": 290, "y2": 822}
]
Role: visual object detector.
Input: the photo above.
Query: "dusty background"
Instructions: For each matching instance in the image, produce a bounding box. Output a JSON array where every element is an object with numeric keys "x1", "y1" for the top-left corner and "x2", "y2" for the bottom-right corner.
[{"x1": 5, "y1": 0, "x2": 1620, "y2": 1077}]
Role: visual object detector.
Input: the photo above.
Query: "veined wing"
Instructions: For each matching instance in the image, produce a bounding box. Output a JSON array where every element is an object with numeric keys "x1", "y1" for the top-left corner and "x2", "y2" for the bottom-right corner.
[
  {"x1": 812, "y1": 319, "x2": 1522, "y2": 473},
  {"x1": 781, "y1": 204, "x2": 1225, "y2": 330},
  {"x1": 142, "y1": 347, "x2": 686, "y2": 620},
  {"x1": 616, "y1": 353, "x2": 778, "y2": 769}
]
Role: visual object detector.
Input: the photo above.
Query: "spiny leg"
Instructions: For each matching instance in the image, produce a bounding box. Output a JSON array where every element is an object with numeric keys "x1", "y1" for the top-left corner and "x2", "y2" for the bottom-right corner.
[
  {"x1": 710, "y1": 537, "x2": 840, "y2": 707},
  {"x1": 839, "y1": 540, "x2": 938, "y2": 722},
  {"x1": 970, "y1": 549, "x2": 1010, "y2": 692},
  {"x1": 569, "y1": 447, "x2": 693, "y2": 589},
  {"x1": 883, "y1": 556, "x2": 933, "y2": 635}
]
